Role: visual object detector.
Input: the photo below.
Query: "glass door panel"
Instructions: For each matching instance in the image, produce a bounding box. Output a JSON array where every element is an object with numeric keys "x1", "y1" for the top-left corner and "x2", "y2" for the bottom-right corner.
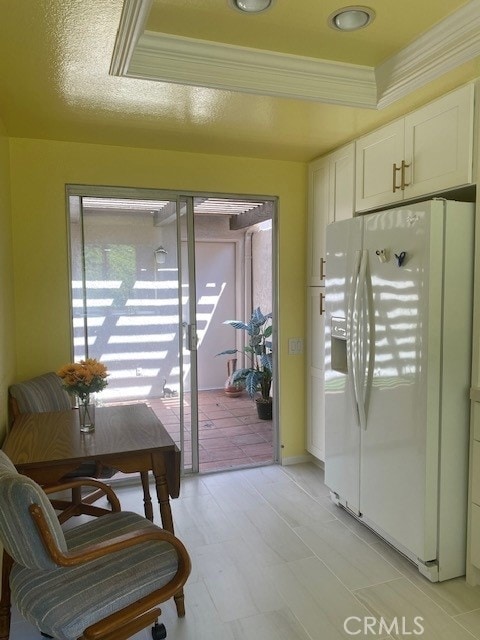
[{"x1": 68, "y1": 193, "x2": 194, "y2": 472}]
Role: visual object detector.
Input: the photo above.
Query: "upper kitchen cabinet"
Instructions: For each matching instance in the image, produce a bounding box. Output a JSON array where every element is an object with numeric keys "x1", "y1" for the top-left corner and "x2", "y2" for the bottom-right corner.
[
  {"x1": 307, "y1": 143, "x2": 355, "y2": 286},
  {"x1": 308, "y1": 156, "x2": 329, "y2": 286},
  {"x1": 355, "y1": 84, "x2": 474, "y2": 212}
]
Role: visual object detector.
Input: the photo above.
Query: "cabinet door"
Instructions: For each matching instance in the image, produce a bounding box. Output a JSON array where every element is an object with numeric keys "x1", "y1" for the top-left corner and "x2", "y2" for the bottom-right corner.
[
  {"x1": 355, "y1": 120, "x2": 405, "y2": 212},
  {"x1": 307, "y1": 157, "x2": 329, "y2": 286},
  {"x1": 306, "y1": 287, "x2": 325, "y2": 461},
  {"x1": 329, "y1": 143, "x2": 355, "y2": 222},
  {"x1": 404, "y1": 84, "x2": 474, "y2": 198},
  {"x1": 307, "y1": 368, "x2": 325, "y2": 461}
]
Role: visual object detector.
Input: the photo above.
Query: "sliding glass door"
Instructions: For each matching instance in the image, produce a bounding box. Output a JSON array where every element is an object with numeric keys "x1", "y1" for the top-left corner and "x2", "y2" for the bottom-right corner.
[{"x1": 67, "y1": 186, "x2": 278, "y2": 475}]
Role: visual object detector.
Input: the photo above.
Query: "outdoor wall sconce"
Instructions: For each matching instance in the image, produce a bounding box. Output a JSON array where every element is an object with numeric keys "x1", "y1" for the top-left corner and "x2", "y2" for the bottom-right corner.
[{"x1": 155, "y1": 246, "x2": 167, "y2": 264}]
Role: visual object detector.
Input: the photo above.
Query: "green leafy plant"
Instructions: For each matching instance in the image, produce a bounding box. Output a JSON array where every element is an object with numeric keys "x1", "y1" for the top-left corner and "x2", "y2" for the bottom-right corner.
[{"x1": 217, "y1": 307, "x2": 273, "y2": 402}]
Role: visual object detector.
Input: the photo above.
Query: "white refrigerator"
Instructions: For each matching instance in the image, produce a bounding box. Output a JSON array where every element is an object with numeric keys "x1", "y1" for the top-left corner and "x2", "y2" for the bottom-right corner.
[{"x1": 324, "y1": 199, "x2": 474, "y2": 582}]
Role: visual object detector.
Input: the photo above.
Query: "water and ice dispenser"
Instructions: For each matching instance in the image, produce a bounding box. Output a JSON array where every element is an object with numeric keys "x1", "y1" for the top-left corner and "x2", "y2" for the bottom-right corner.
[{"x1": 331, "y1": 316, "x2": 348, "y2": 374}]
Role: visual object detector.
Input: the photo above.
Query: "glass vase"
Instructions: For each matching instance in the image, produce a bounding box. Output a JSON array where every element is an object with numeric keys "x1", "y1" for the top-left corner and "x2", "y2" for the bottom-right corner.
[{"x1": 78, "y1": 397, "x2": 95, "y2": 433}]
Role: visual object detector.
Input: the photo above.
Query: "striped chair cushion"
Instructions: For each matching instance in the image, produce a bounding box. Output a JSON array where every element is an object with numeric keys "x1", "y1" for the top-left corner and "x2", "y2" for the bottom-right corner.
[
  {"x1": 11, "y1": 511, "x2": 179, "y2": 640},
  {"x1": 0, "y1": 450, "x2": 17, "y2": 475},
  {"x1": 0, "y1": 452, "x2": 68, "y2": 569},
  {"x1": 9, "y1": 372, "x2": 73, "y2": 413}
]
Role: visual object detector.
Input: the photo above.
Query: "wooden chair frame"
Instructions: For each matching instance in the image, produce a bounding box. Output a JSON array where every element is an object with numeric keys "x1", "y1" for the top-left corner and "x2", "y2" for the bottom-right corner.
[
  {"x1": 0, "y1": 479, "x2": 190, "y2": 640},
  {"x1": 44, "y1": 478, "x2": 121, "y2": 523}
]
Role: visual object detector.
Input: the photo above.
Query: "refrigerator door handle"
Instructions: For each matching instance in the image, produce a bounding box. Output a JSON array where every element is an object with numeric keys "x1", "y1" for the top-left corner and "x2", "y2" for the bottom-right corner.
[
  {"x1": 362, "y1": 253, "x2": 374, "y2": 427},
  {"x1": 347, "y1": 250, "x2": 362, "y2": 427},
  {"x1": 356, "y1": 250, "x2": 370, "y2": 430}
]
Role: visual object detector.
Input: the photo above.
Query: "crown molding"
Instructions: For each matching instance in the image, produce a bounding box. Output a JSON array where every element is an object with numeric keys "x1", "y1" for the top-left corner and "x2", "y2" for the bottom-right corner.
[
  {"x1": 376, "y1": 0, "x2": 480, "y2": 108},
  {"x1": 109, "y1": 0, "x2": 152, "y2": 76},
  {"x1": 129, "y1": 31, "x2": 377, "y2": 108},
  {"x1": 110, "y1": 0, "x2": 480, "y2": 110}
]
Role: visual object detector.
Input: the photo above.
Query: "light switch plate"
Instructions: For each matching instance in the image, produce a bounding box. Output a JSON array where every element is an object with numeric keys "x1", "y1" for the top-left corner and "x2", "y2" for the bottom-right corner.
[{"x1": 288, "y1": 337, "x2": 304, "y2": 355}]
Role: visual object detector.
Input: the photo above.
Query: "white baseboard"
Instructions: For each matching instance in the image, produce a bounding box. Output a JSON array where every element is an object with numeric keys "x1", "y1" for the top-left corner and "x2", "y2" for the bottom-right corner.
[
  {"x1": 309, "y1": 456, "x2": 325, "y2": 469},
  {"x1": 281, "y1": 453, "x2": 324, "y2": 468}
]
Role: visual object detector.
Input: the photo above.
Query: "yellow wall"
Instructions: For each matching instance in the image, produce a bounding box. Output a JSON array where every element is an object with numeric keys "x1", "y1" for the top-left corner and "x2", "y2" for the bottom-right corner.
[
  {"x1": 0, "y1": 119, "x2": 15, "y2": 439},
  {"x1": 8, "y1": 138, "x2": 307, "y2": 459}
]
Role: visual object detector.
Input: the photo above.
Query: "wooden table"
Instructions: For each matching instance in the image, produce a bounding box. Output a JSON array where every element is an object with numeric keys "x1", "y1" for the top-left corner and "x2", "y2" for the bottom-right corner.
[{"x1": 2, "y1": 403, "x2": 181, "y2": 534}]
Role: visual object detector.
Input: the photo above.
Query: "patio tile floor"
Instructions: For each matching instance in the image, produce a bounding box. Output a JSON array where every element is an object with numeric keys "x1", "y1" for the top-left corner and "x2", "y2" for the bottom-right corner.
[{"x1": 148, "y1": 388, "x2": 274, "y2": 473}]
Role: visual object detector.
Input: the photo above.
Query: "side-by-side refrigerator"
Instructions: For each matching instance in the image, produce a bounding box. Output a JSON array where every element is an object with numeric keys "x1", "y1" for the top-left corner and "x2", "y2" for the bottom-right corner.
[{"x1": 324, "y1": 199, "x2": 474, "y2": 582}]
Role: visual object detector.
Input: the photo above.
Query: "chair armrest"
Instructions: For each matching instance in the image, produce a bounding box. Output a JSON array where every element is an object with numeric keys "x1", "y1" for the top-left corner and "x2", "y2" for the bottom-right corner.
[
  {"x1": 29, "y1": 503, "x2": 191, "y2": 575},
  {"x1": 43, "y1": 478, "x2": 121, "y2": 512}
]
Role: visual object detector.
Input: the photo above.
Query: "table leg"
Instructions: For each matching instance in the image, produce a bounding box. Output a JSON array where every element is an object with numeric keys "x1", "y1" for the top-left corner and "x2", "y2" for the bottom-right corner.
[
  {"x1": 0, "y1": 552, "x2": 13, "y2": 640},
  {"x1": 140, "y1": 471, "x2": 154, "y2": 522},
  {"x1": 152, "y1": 453, "x2": 185, "y2": 616},
  {"x1": 152, "y1": 454, "x2": 174, "y2": 534},
  {"x1": 174, "y1": 590, "x2": 186, "y2": 617}
]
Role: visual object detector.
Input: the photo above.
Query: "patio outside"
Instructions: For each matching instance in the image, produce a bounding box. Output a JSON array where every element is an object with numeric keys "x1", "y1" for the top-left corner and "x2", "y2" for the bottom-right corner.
[
  {"x1": 69, "y1": 194, "x2": 274, "y2": 474},
  {"x1": 150, "y1": 389, "x2": 273, "y2": 472}
]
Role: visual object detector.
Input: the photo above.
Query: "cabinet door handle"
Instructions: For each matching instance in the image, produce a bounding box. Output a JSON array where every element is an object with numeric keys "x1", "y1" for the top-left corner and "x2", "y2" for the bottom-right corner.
[
  {"x1": 392, "y1": 163, "x2": 402, "y2": 192},
  {"x1": 401, "y1": 160, "x2": 411, "y2": 190},
  {"x1": 320, "y1": 292, "x2": 325, "y2": 316},
  {"x1": 320, "y1": 258, "x2": 326, "y2": 280}
]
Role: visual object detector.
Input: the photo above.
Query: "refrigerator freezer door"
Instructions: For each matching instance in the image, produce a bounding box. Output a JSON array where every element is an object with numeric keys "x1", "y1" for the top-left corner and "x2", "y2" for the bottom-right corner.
[
  {"x1": 325, "y1": 217, "x2": 363, "y2": 513},
  {"x1": 359, "y1": 202, "x2": 444, "y2": 562}
]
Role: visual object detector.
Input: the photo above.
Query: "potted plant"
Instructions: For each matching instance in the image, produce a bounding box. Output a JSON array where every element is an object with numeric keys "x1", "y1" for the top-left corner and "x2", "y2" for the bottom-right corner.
[{"x1": 217, "y1": 307, "x2": 273, "y2": 420}]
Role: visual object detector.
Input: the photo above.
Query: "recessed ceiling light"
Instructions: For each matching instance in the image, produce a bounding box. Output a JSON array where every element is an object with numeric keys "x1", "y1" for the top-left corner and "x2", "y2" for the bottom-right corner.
[
  {"x1": 328, "y1": 6, "x2": 375, "y2": 31},
  {"x1": 230, "y1": 0, "x2": 273, "y2": 13}
]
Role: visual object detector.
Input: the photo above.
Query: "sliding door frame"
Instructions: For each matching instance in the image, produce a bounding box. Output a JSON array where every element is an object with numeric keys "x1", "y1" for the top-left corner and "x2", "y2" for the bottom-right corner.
[{"x1": 66, "y1": 184, "x2": 280, "y2": 470}]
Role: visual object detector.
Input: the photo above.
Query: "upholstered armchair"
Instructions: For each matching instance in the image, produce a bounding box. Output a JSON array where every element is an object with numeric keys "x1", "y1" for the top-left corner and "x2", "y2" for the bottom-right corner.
[
  {"x1": 9, "y1": 373, "x2": 74, "y2": 416},
  {"x1": 0, "y1": 451, "x2": 191, "y2": 640}
]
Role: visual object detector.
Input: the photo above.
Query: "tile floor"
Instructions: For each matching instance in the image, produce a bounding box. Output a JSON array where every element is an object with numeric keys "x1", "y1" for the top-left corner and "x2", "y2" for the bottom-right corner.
[
  {"x1": 148, "y1": 389, "x2": 274, "y2": 472},
  {"x1": 10, "y1": 462, "x2": 480, "y2": 640}
]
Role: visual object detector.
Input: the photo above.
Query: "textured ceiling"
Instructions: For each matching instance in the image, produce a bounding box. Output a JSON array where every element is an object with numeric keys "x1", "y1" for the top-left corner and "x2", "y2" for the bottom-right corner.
[{"x1": 0, "y1": 0, "x2": 478, "y2": 162}]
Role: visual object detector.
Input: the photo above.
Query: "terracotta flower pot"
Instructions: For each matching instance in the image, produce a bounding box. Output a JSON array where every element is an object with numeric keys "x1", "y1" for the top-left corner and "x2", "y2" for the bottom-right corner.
[{"x1": 224, "y1": 357, "x2": 245, "y2": 397}]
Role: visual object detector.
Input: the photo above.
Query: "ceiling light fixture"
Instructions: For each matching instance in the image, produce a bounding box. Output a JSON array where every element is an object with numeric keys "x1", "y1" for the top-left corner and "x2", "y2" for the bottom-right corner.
[
  {"x1": 328, "y1": 6, "x2": 375, "y2": 31},
  {"x1": 230, "y1": 0, "x2": 273, "y2": 13}
]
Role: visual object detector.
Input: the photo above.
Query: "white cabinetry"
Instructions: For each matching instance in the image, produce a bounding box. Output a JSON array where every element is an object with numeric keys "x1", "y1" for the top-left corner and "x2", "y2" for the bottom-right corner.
[
  {"x1": 307, "y1": 157, "x2": 329, "y2": 287},
  {"x1": 307, "y1": 287, "x2": 326, "y2": 459},
  {"x1": 306, "y1": 143, "x2": 354, "y2": 461},
  {"x1": 356, "y1": 84, "x2": 474, "y2": 212}
]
